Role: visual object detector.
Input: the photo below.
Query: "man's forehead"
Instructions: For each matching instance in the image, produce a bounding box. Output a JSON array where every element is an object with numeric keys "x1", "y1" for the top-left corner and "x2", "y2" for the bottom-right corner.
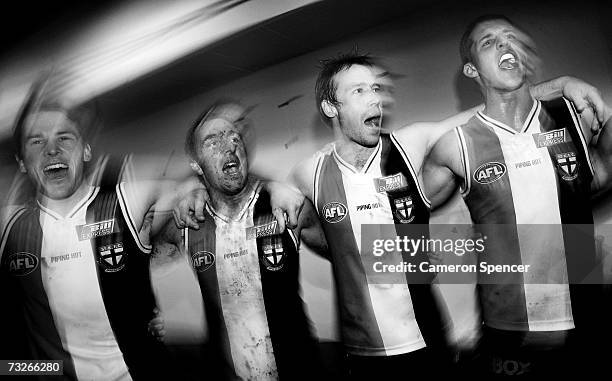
[
  {"x1": 24, "y1": 110, "x2": 79, "y2": 136},
  {"x1": 335, "y1": 64, "x2": 378, "y2": 87},
  {"x1": 197, "y1": 117, "x2": 241, "y2": 137},
  {"x1": 473, "y1": 19, "x2": 515, "y2": 39}
]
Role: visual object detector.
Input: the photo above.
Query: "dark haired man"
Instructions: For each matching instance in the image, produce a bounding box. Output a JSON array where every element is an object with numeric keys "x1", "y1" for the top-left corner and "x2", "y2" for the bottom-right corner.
[
  {"x1": 423, "y1": 15, "x2": 612, "y2": 376},
  {"x1": 288, "y1": 48, "x2": 608, "y2": 378},
  {"x1": 154, "y1": 100, "x2": 326, "y2": 380}
]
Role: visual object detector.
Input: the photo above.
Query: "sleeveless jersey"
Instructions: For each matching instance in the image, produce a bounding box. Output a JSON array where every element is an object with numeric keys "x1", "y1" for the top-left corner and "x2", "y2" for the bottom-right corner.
[
  {"x1": 312, "y1": 134, "x2": 447, "y2": 356},
  {"x1": 0, "y1": 156, "x2": 166, "y2": 380},
  {"x1": 185, "y1": 183, "x2": 318, "y2": 380},
  {"x1": 456, "y1": 98, "x2": 599, "y2": 331}
]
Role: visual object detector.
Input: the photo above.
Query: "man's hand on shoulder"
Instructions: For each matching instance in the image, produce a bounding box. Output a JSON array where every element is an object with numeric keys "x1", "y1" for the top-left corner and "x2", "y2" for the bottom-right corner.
[{"x1": 265, "y1": 181, "x2": 305, "y2": 233}]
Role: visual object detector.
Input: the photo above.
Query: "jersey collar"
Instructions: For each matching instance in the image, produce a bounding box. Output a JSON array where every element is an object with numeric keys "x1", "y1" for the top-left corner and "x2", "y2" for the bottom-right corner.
[
  {"x1": 332, "y1": 138, "x2": 381, "y2": 174},
  {"x1": 37, "y1": 186, "x2": 99, "y2": 220},
  {"x1": 477, "y1": 99, "x2": 540, "y2": 135}
]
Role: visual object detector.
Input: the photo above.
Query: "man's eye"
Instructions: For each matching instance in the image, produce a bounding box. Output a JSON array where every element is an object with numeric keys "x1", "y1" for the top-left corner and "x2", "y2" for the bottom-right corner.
[
  {"x1": 372, "y1": 85, "x2": 381, "y2": 92},
  {"x1": 354, "y1": 88, "x2": 363, "y2": 94},
  {"x1": 31, "y1": 139, "x2": 43, "y2": 145},
  {"x1": 482, "y1": 40, "x2": 491, "y2": 47}
]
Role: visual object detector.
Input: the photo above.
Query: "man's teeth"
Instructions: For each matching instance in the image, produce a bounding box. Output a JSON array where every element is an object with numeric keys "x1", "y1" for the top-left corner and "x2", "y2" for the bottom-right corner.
[
  {"x1": 223, "y1": 161, "x2": 238, "y2": 170},
  {"x1": 44, "y1": 163, "x2": 68, "y2": 171},
  {"x1": 364, "y1": 116, "x2": 381, "y2": 127},
  {"x1": 499, "y1": 53, "x2": 517, "y2": 65}
]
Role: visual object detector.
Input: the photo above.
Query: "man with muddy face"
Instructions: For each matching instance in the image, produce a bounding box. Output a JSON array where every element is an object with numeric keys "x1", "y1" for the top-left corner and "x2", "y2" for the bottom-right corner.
[{"x1": 154, "y1": 100, "x2": 325, "y2": 380}]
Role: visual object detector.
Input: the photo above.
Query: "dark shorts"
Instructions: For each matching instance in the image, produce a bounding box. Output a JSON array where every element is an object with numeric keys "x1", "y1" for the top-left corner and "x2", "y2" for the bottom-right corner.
[
  {"x1": 344, "y1": 346, "x2": 454, "y2": 380},
  {"x1": 478, "y1": 326, "x2": 602, "y2": 378}
]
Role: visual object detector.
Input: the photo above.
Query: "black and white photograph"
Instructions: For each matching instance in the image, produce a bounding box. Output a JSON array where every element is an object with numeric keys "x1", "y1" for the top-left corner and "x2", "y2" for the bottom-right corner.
[{"x1": 1, "y1": 0, "x2": 611, "y2": 379}]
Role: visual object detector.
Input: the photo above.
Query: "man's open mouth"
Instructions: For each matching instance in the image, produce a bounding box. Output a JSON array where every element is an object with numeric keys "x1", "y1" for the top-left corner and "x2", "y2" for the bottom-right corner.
[
  {"x1": 499, "y1": 52, "x2": 518, "y2": 70},
  {"x1": 222, "y1": 158, "x2": 240, "y2": 175},
  {"x1": 43, "y1": 163, "x2": 69, "y2": 180},
  {"x1": 364, "y1": 115, "x2": 382, "y2": 128}
]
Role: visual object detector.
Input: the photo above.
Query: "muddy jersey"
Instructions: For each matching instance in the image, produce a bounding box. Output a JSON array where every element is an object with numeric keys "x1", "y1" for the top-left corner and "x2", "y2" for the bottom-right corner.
[{"x1": 185, "y1": 183, "x2": 318, "y2": 380}]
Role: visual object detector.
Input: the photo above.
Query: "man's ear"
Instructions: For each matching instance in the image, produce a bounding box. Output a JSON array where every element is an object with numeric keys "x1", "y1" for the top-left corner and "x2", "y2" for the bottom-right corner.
[
  {"x1": 321, "y1": 100, "x2": 338, "y2": 118},
  {"x1": 190, "y1": 161, "x2": 204, "y2": 176},
  {"x1": 15, "y1": 155, "x2": 26, "y2": 174},
  {"x1": 463, "y1": 63, "x2": 479, "y2": 79},
  {"x1": 83, "y1": 144, "x2": 92, "y2": 162}
]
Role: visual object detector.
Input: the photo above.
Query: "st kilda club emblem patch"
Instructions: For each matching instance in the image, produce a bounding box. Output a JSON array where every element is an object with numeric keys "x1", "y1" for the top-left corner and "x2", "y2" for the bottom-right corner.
[
  {"x1": 98, "y1": 242, "x2": 126, "y2": 273},
  {"x1": 556, "y1": 152, "x2": 579, "y2": 181},
  {"x1": 393, "y1": 195, "x2": 415, "y2": 223},
  {"x1": 259, "y1": 235, "x2": 286, "y2": 272}
]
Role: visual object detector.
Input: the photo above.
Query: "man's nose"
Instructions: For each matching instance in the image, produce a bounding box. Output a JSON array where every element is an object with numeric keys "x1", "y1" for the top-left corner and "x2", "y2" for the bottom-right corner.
[
  {"x1": 368, "y1": 90, "x2": 381, "y2": 107},
  {"x1": 223, "y1": 140, "x2": 238, "y2": 153},
  {"x1": 497, "y1": 37, "x2": 510, "y2": 50},
  {"x1": 45, "y1": 140, "x2": 59, "y2": 156}
]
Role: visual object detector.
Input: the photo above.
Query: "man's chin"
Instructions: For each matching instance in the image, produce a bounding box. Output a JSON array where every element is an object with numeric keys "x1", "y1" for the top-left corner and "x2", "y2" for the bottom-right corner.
[
  {"x1": 360, "y1": 134, "x2": 380, "y2": 148},
  {"x1": 221, "y1": 176, "x2": 248, "y2": 195},
  {"x1": 39, "y1": 181, "x2": 78, "y2": 200}
]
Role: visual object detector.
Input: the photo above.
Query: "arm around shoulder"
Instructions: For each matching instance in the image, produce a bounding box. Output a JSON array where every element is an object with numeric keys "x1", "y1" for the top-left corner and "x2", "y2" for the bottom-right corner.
[
  {"x1": 295, "y1": 197, "x2": 329, "y2": 260},
  {"x1": 588, "y1": 106, "x2": 612, "y2": 194},
  {"x1": 422, "y1": 131, "x2": 464, "y2": 210}
]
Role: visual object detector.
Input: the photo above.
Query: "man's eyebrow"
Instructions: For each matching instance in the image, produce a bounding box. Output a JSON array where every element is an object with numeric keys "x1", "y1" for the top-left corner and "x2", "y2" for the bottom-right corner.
[
  {"x1": 347, "y1": 81, "x2": 381, "y2": 89},
  {"x1": 478, "y1": 33, "x2": 493, "y2": 43},
  {"x1": 25, "y1": 133, "x2": 43, "y2": 140},
  {"x1": 56, "y1": 129, "x2": 78, "y2": 136}
]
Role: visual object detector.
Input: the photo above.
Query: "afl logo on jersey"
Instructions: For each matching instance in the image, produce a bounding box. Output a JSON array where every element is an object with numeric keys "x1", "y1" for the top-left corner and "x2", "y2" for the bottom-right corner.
[
  {"x1": 474, "y1": 162, "x2": 507, "y2": 185},
  {"x1": 6, "y1": 252, "x2": 39, "y2": 276},
  {"x1": 322, "y1": 202, "x2": 347, "y2": 223},
  {"x1": 191, "y1": 251, "x2": 215, "y2": 273}
]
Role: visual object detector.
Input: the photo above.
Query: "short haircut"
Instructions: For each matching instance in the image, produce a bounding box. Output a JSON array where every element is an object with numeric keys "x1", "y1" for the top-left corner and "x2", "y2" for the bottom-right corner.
[
  {"x1": 13, "y1": 78, "x2": 99, "y2": 158},
  {"x1": 185, "y1": 99, "x2": 250, "y2": 160},
  {"x1": 459, "y1": 14, "x2": 516, "y2": 65},
  {"x1": 315, "y1": 50, "x2": 377, "y2": 127}
]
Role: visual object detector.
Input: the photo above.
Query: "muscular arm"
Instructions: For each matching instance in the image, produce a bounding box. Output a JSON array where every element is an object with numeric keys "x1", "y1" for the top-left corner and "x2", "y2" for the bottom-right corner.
[
  {"x1": 151, "y1": 217, "x2": 184, "y2": 263},
  {"x1": 294, "y1": 198, "x2": 329, "y2": 259},
  {"x1": 422, "y1": 131, "x2": 465, "y2": 210},
  {"x1": 393, "y1": 106, "x2": 482, "y2": 170},
  {"x1": 288, "y1": 156, "x2": 330, "y2": 259},
  {"x1": 531, "y1": 76, "x2": 607, "y2": 123}
]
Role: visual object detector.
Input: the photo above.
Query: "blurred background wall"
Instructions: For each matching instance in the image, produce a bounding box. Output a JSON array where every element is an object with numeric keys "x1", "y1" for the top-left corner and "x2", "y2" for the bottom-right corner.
[{"x1": 1, "y1": 0, "x2": 611, "y2": 345}]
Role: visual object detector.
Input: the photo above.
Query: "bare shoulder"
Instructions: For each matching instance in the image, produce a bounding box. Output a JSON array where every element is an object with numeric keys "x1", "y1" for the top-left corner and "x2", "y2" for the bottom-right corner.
[
  {"x1": 395, "y1": 106, "x2": 482, "y2": 152},
  {"x1": 289, "y1": 148, "x2": 329, "y2": 201},
  {"x1": 429, "y1": 128, "x2": 463, "y2": 168}
]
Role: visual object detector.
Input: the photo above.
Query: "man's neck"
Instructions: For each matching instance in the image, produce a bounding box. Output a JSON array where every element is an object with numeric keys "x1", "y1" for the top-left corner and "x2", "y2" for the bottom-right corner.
[
  {"x1": 483, "y1": 85, "x2": 534, "y2": 132},
  {"x1": 207, "y1": 176, "x2": 258, "y2": 220},
  {"x1": 334, "y1": 133, "x2": 378, "y2": 171},
  {"x1": 38, "y1": 181, "x2": 92, "y2": 218}
]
